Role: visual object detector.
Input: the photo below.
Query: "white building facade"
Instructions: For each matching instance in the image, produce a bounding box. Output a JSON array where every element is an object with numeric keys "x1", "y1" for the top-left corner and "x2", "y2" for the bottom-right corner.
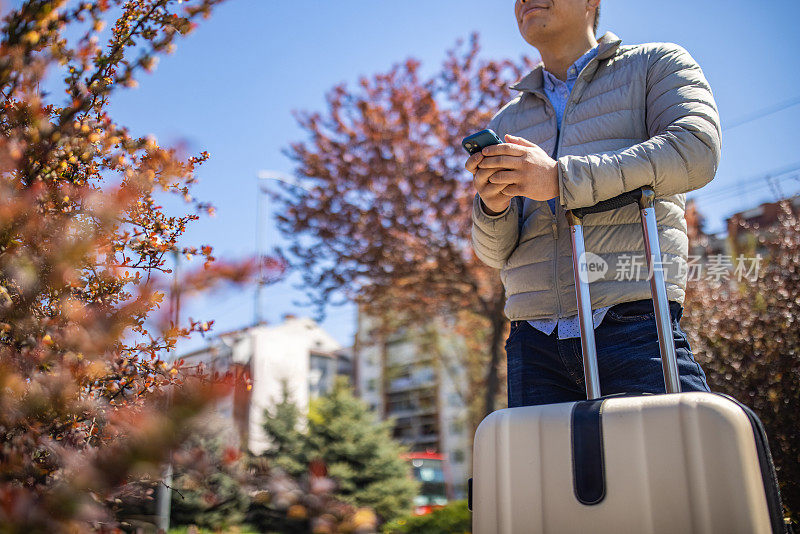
[{"x1": 181, "y1": 316, "x2": 352, "y2": 454}]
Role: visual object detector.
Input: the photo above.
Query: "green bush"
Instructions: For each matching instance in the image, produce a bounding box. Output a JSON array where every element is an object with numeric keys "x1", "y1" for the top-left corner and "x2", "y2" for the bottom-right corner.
[
  {"x1": 159, "y1": 427, "x2": 250, "y2": 531},
  {"x1": 169, "y1": 469, "x2": 249, "y2": 530},
  {"x1": 168, "y1": 527, "x2": 259, "y2": 534},
  {"x1": 382, "y1": 500, "x2": 471, "y2": 534}
]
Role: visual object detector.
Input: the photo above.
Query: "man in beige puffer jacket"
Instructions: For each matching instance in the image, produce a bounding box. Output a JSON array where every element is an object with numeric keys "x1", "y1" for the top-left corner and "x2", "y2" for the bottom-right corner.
[{"x1": 467, "y1": 0, "x2": 721, "y2": 406}]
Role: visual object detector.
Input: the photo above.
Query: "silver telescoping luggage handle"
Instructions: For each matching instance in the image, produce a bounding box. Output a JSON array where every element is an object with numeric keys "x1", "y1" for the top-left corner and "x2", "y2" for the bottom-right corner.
[{"x1": 566, "y1": 187, "x2": 681, "y2": 400}]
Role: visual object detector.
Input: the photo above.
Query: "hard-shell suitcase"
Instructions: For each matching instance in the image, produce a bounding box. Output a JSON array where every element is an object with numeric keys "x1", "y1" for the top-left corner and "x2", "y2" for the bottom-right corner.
[{"x1": 469, "y1": 188, "x2": 785, "y2": 534}]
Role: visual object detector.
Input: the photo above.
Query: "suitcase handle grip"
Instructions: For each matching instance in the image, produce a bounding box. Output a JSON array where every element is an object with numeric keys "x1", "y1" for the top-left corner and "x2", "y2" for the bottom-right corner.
[{"x1": 569, "y1": 187, "x2": 654, "y2": 219}]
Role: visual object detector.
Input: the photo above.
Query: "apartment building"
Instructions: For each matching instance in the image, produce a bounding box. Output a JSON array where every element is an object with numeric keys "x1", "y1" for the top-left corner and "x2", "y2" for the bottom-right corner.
[
  {"x1": 180, "y1": 315, "x2": 353, "y2": 454},
  {"x1": 354, "y1": 311, "x2": 472, "y2": 500}
]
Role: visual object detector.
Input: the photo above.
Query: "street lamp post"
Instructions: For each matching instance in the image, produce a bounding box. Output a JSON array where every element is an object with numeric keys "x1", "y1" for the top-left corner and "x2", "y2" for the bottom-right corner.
[
  {"x1": 156, "y1": 250, "x2": 180, "y2": 533},
  {"x1": 254, "y1": 170, "x2": 311, "y2": 325}
]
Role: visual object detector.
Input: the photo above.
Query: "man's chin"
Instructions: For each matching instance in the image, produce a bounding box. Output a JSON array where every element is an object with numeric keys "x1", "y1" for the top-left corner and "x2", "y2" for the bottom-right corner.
[
  {"x1": 520, "y1": 24, "x2": 557, "y2": 46},
  {"x1": 520, "y1": 30, "x2": 547, "y2": 47}
]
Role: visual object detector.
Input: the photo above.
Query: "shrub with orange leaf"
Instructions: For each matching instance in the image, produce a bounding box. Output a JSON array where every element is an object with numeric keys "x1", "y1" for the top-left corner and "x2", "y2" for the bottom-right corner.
[{"x1": 0, "y1": 0, "x2": 285, "y2": 530}]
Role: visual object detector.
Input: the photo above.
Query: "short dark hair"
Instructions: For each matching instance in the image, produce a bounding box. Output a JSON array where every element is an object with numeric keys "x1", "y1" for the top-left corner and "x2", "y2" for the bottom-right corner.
[{"x1": 593, "y1": 4, "x2": 600, "y2": 35}]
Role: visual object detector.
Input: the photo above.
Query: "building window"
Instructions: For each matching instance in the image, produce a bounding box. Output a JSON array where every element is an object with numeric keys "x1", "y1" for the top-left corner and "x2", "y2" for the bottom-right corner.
[
  {"x1": 449, "y1": 420, "x2": 464, "y2": 435},
  {"x1": 367, "y1": 378, "x2": 377, "y2": 392},
  {"x1": 451, "y1": 449, "x2": 465, "y2": 464}
]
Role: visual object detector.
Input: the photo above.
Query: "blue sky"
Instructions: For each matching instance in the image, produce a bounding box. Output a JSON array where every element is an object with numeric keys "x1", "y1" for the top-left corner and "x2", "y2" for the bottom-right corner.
[{"x1": 21, "y1": 0, "x2": 800, "y2": 351}]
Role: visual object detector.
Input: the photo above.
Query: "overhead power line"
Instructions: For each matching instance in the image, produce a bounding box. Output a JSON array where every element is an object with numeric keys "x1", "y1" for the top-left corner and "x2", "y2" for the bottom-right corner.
[
  {"x1": 689, "y1": 162, "x2": 800, "y2": 208},
  {"x1": 693, "y1": 176, "x2": 799, "y2": 209},
  {"x1": 723, "y1": 95, "x2": 800, "y2": 131}
]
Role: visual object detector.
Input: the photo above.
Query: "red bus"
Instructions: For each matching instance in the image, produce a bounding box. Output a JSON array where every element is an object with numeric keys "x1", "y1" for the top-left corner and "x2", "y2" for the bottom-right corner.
[{"x1": 403, "y1": 451, "x2": 449, "y2": 515}]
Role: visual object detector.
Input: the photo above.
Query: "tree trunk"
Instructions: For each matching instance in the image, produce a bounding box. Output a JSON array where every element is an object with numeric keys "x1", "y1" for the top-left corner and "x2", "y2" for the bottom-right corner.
[{"x1": 482, "y1": 315, "x2": 506, "y2": 418}]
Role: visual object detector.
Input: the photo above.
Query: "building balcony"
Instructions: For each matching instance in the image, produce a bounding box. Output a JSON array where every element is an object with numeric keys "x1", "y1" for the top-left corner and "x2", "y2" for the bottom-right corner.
[
  {"x1": 387, "y1": 377, "x2": 437, "y2": 393},
  {"x1": 386, "y1": 405, "x2": 437, "y2": 419}
]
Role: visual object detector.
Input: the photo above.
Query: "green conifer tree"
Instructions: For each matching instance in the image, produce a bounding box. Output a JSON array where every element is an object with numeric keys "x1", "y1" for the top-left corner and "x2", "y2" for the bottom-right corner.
[
  {"x1": 169, "y1": 431, "x2": 249, "y2": 530},
  {"x1": 261, "y1": 379, "x2": 309, "y2": 479},
  {"x1": 307, "y1": 377, "x2": 419, "y2": 522},
  {"x1": 261, "y1": 377, "x2": 419, "y2": 523}
]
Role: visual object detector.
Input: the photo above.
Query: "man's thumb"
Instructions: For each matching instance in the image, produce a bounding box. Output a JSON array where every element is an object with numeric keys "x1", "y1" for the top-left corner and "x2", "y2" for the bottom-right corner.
[{"x1": 505, "y1": 134, "x2": 537, "y2": 147}]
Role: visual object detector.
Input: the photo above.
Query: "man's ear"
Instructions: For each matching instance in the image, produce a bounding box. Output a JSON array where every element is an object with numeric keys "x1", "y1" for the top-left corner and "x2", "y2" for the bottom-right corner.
[{"x1": 588, "y1": 0, "x2": 600, "y2": 34}]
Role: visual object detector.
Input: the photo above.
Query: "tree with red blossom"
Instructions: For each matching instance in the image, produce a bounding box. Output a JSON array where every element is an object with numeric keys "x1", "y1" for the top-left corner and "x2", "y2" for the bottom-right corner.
[{"x1": 274, "y1": 35, "x2": 534, "y2": 419}]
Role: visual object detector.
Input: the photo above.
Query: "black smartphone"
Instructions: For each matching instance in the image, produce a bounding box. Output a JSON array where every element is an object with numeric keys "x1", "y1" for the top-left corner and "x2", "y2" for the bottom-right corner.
[{"x1": 462, "y1": 129, "x2": 503, "y2": 155}]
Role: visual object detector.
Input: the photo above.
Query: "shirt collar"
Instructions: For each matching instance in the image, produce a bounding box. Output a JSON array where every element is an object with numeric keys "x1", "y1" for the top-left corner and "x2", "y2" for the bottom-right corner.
[
  {"x1": 542, "y1": 44, "x2": 600, "y2": 91},
  {"x1": 510, "y1": 31, "x2": 622, "y2": 94}
]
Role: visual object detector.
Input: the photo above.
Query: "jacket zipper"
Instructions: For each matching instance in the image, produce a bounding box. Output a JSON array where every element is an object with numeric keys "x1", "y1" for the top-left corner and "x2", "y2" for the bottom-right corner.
[
  {"x1": 553, "y1": 128, "x2": 563, "y2": 319},
  {"x1": 551, "y1": 126, "x2": 561, "y2": 239},
  {"x1": 551, "y1": 122, "x2": 561, "y2": 319},
  {"x1": 552, "y1": 58, "x2": 597, "y2": 319},
  {"x1": 529, "y1": 53, "x2": 599, "y2": 320}
]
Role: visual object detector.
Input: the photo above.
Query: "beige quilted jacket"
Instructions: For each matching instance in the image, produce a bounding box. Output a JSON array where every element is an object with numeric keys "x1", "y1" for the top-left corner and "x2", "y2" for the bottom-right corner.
[{"x1": 471, "y1": 31, "x2": 721, "y2": 321}]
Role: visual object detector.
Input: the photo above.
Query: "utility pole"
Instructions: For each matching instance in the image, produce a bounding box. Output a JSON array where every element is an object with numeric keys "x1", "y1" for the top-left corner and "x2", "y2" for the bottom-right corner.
[
  {"x1": 156, "y1": 462, "x2": 173, "y2": 533},
  {"x1": 254, "y1": 176, "x2": 265, "y2": 325},
  {"x1": 157, "y1": 250, "x2": 180, "y2": 533}
]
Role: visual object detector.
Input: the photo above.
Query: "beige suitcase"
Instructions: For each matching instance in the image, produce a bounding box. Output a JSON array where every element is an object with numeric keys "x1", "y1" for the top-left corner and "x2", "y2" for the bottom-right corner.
[{"x1": 469, "y1": 188, "x2": 785, "y2": 534}]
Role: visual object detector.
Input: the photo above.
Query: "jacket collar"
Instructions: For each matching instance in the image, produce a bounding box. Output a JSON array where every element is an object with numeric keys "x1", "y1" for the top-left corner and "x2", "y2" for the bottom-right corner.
[{"x1": 510, "y1": 31, "x2": 622, "y2": 94}]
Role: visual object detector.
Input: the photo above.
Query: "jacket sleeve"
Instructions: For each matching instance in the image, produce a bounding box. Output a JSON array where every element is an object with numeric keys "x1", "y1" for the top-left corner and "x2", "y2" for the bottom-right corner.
[
  {"x1": 471, "y1": 192, "x2": 519, "y2": 268},
  {"x1": 557, "y1": 43, "x2": 722, "y2": 210},
  {"x1": 470, "y1": 113, "x2": 520, "y2": 269}
]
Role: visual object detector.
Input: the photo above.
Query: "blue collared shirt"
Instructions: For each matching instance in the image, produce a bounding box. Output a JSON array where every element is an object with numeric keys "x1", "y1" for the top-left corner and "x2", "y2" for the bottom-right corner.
[{"x1": 527, "y1": 44, "x2": 611, "y2": 339}]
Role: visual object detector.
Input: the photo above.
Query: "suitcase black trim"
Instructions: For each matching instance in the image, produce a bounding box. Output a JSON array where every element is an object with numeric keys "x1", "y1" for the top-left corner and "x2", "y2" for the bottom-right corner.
[
  {"x1": 714, "y1": 393, "x2": 786, "y2": 534},
  {"x1": 571, "y1": 399, "x2": 606, "y2": 505}
]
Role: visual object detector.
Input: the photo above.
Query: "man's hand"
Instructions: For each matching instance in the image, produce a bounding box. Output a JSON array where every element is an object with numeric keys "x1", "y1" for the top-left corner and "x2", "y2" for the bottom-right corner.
[
  {"x1": 476, "y1": 134, "x2": 559, "y2": 202},
  {"x1": 466, "y1": 148, "x2": 512, "y2": 215}
]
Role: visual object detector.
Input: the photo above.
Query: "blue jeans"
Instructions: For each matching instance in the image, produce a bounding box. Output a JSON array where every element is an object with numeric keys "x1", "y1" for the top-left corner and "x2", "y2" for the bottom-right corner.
[{"x1": 505, "y1": 300, "x2": 710, "y2": 407}]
